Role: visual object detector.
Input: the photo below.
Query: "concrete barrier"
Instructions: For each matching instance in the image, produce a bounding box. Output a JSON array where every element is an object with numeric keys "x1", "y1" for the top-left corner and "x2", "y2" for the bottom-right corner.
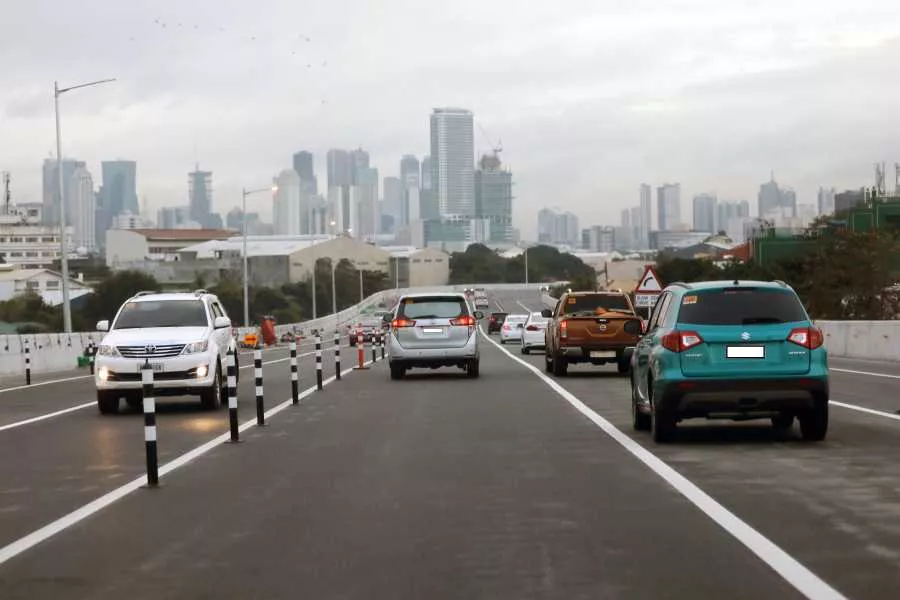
[{"x1": 816, "y1": 320, "x2": 900, "y2": 362}]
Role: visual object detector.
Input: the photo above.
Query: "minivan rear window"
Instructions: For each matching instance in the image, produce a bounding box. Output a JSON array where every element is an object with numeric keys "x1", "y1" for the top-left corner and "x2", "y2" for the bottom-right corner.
[
  {"x1": 677, "y1": 288, "x2": 808, "y2": 325},
  {"x1": 398, "y1": 296, "x2": 468, "y2": 319}
]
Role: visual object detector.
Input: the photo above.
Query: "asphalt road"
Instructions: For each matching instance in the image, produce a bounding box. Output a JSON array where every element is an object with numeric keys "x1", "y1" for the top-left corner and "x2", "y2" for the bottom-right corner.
[{"x1": 0, "y1": 291, "x2": 898, "y2": 599}]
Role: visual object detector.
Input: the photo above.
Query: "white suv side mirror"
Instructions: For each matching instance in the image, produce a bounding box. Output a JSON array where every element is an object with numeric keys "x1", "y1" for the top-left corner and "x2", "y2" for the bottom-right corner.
[
  {"x1": 214, "y1": 316, "x2": 232, "y2": 329},
  {"x1": 96, "y1": 320, "x2": 109, "y2": 332}
]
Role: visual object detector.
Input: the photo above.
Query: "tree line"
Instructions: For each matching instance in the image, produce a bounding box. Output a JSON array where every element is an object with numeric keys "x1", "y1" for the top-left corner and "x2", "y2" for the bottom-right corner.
[{"x1": 449, "y1": 244, "x2": 597, "y2": 290}]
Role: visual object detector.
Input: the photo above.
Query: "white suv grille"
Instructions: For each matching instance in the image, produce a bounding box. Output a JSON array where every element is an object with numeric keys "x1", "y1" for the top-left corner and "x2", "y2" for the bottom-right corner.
[{"x1": 116, "y1": 344, "x2": 186, "y2": 358}]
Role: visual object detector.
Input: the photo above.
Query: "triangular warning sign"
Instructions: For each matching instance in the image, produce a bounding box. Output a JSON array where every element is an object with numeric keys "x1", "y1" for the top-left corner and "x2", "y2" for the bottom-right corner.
[{"x1": 635, "y1": 265, "x2": 662, "y2": 293}]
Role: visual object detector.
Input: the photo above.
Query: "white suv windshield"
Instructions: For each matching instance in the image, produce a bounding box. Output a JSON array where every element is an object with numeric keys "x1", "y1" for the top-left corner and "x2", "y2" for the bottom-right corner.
[{"x1": 113, "y1": 300, "x2": 209, "y2": 329}]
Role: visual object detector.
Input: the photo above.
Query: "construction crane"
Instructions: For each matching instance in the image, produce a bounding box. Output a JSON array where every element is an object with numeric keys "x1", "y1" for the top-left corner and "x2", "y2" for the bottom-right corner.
[{"x1": 476, "y1": 122, "x2": 503, "y2": 158}]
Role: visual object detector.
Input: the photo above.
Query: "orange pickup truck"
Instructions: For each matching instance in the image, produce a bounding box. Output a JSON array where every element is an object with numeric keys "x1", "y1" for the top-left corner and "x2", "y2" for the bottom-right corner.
[{"x1": 542, "y1": 290, "x2": 644, "y2": 376}]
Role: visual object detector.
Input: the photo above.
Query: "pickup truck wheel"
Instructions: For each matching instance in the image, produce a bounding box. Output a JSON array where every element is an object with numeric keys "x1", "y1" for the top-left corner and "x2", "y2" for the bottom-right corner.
[
  {"x1": 97, "y1": 391, "x2": 120, "y2": 415},
  {"x1": 551, "y1": 353, "x2": 568, "y2": 376}
]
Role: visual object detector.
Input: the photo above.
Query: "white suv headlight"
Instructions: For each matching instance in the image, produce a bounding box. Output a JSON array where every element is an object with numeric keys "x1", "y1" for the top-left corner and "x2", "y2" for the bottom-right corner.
[
  {"x1": 97, "y1": 344, "x2": 120, "y2": 357},
  {"x1": 181, "y1": 340, "x2": 209, "y2": 355}
]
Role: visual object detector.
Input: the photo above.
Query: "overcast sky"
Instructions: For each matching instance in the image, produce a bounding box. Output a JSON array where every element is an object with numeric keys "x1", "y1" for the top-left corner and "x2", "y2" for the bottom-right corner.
[{"x1": 3, "y1": 0, "x2": 900, "y2": 237}]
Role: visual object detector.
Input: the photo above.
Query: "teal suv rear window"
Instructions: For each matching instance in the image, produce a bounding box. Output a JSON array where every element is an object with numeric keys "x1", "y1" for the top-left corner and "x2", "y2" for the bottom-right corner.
[{"x1": 677, "y1": 288, "x2": 807, "y2": 326}]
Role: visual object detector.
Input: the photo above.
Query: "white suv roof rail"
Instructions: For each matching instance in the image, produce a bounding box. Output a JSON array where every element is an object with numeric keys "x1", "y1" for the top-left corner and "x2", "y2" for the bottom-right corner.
[{"x1": 132, "y1": 290, "x2": 157, "y2": 297}]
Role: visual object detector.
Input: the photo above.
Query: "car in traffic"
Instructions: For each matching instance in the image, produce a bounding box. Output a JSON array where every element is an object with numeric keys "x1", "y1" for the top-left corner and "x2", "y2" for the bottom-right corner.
[
  {"x1": 487, "y1": 311, "x2": 508, "y2": 334},
  {"x1": 94, "y1": 290, "x2": 236, "y2": 414},
  {"x1": 385, "y1": 292, "x2": 483, "y2": 379},
  {"x1": 349, "y1": 316, "x2": 385, "y2": 346},
  {"x1": 499, "y1": 313, "x2": 528, "y2": 344},
  {"x1": 629, "y1": 280, "x2": 829, "y2": 443},
  {"x1": 520, "y1": 312, "x2": 549, "y2": 354},
  {"x1": 543, "y1": 290, "x2": 642, "y2": 376}
]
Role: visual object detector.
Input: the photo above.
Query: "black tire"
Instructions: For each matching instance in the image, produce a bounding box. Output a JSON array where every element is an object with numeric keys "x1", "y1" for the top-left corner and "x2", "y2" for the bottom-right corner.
[
  {"x1": 521, "y1": 346, "x2": 529, "y2": 355},
  {"x1": 467, "y1": 359, "x2": 480, "y2": 378},
  {"x1": 200, "y1": 363, "x2": 223, "y2": 410},
  {"x1": 799, "y1": 398, "x2": 828, "y2": 441},
  {"x1": 650, "y1": 382, "x2": 676, "y2": 443},
  {"x1": 631, "y1": 376, "x2": 651, "y2": 431},
  {"x1": 551, "y1": 353, "x2": 568, "y2": 377},
  {"x1": 617, "y1": 357, "x2": 631, "y2": 375},
  {"x1": 97, "y1": 391, "x2": 120, "y2": 415},
  {"x1": 544, "y1": 352, "x2": 552, "y2": 373},
  {"x1": 771, "y1": 413, "x2": 795, "y2": 431},
  {"x1": 125, "y1": 395, "x2": 142, "y2": 411},
  {"x1": 500, "y1": 339, "x2": 506, "y2": 345},
  {"x1": 390, "y1": 363, "x2": 405, "y2": 380}
]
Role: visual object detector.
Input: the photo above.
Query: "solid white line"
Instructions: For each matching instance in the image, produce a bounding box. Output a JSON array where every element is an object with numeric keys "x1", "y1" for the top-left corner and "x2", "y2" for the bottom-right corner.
[
  {"x1": 831, "y1": 401, "x2": 900, "y2": 421},
  {"x1": 0, "y1": 374, "x2": 92, "y2": 395},
  {"x1": 480, "y1": 327, "x2": 847, "y2": 600},
  {"x1": 0, "y1": 358, "x2": 373, "y2": 567},
  {"x1": 0, "y1": 347, "x2": 346, "y2": 433},
  {"x1": 830, "y1": 367, "x2": 900, "y2": 380}
]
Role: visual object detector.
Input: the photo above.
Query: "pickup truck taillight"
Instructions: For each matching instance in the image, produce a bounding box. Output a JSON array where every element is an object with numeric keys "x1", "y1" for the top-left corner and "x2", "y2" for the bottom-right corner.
[{"x1": 559, "y1": 320, "x2": 568, "y2": 338}]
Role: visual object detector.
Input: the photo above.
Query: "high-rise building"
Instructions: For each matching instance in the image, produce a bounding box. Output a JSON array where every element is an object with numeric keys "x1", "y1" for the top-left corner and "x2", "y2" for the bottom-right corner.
[
  {"x1": 42, "y1": 158, "x2": 85, "y2": 226},
  {"x1": 717, "y1": 200, "x2": 751, "y2": 242},
  {"x1": 474, "y1": 153, "x2": 514, "y2": 243},
  {"x1": 401, "y1": 155, "x2": 420, "y2": 189},
  {"x1": 630, "y1": 206, "x2": 641, "y2": 248},
  {"x1": 157, "y1": 206, "x2": 192, "y2": 229},
  {"x1": 70, "y1": 166, "x2": 96, "y2": 252},
  {"x1": 621, "y1": 208, "x2": 631, "y2": 228},
  {"x1": 188, "y1": 167, "x2": 213, "y2": 227},
  {"x1": 383, "y1": 176, "x2": 403, "y2": 230},
  {"x1": 586, "y1": 226, "x2": 615, "y2": 253},
  {"x1": 292, "y1": 151, "x2": 318, "y2": 195},
  {"x1": 326, "y1": 149, "x2": 353, "y2": 187},
  {"x1": 758, "y1": 174, "x2": 796, "y2": 220},
  {"x1": 420, "y1": 155, "x2": 432, "y2": 190},
  {"x1": 817, "y1": 187, "x2": 836, "y2": 216},
  {"x1": 430, "y1": 108, "x2": 475, "y2": 217},
  {"x1": 537, "y1": 208, "x2": 556, "y2": 243},
  {"x1": 656, "y1": 183, "x2": 681, "y2": 231},
  {"x1": 101, "y1": 160, "x2": 138, "y2": 217},
  {"x1": 692, "y1": 193, "x2": 717, "y2": 233},
  {"x1": 350, "y1": 148, "x2": 370, "y2": 184},
  {"x1": 354, "y1": 167, "x2": 380, "y2": 237},
  {"x1": 273, "y1": 169, "x2": 302, "y2": 236},
  {"x1": 639, "y1": 183, "x2": 652, "y2": 244},
  {"x1": 835, "y1": 189, "x2": 865, "y2": 213}
]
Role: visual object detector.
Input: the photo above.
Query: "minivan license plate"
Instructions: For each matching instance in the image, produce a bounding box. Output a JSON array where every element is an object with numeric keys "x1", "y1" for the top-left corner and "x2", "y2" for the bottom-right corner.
[
  {"x1": 726, "y1": 346, "x2": 765, "y2": 359},
  {"x1": 422, "y1": 327, "x2": 443, "y2": 334}
]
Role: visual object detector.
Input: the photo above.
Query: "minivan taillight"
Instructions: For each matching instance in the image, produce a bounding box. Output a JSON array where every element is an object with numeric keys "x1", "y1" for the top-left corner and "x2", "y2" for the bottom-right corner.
[
  {"x1": 392, "y1": 318, "x2": 416, "y2": 328},
  {"x1": 661, "y1": 330, "x2": 703, "y2": 352},
  {"x1": 450, "y1": 315, "x2": 475, "y2": 326},
  {"x1": 787, "y1": 327, "x2": 824, "y2": 350}
]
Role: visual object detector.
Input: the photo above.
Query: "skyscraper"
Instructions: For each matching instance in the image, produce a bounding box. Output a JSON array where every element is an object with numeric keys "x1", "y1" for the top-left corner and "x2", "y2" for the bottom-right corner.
[
  {"x1": 354, "y1": 167, "x2": 379, "y2": 237},
  {"x1": 383, "y1": 176, "x2": 403, "y2": 230},
  {"x1": 630, "y1": 206, "x2": 641, "y2": 248},
  {"x1": 42, "y1": 157, "x2": 86, "y2": 226},
  {"x1": 639, "y1": 183, "x2": 651, "y2": 244},
  {"x1": 474, "y1": 153, "x2": 514, "y2": 243},
  {"x1": 101, "y1": 160, "x2": 138, "y2": 218},
  {"x1": 692, "y1": 193, "x2": 717, "y2": 233},
  {"x1": 817, "y1": 187, "x2": 836, "y2": 216},
  {"x1": 429, "y1": 108, "x2": 475, "y2": 217},
  {"x1": 758, "y1": 174, "x2": 796, "y2": 219},
  {"x1": 273, "y1": 169, "x2": 302, "y2": 236},
  {"x1": 420, "y1": 155, "x2": 432, "y2": 190},
  {"x1": 400, "y1": 155, "x2": 420, "y2": 189},
  {"x1": 70, "y1": 166, "x2": 96, "y2": 252},
  {"x1": 326, "y1": 149, "x2": 352, "y2": 187},
  {"x1": 350, "y1": 148, "x2": 370, "y2": 184},
  {"x1": 419, "y1": 155, "x2": 438, "y2": 220},
  {"x1": 657, "y1": 183, "x2": 681, "y2": 231},
  {"x1": 188, "y1": 167, "x2": 213, "y2": 227},
  {"x1": 292, "y1": 151, "x2": 317, "y2": 194},
  {"x1": 718, "y1": 200, "x2": 751, "y2": 241}
]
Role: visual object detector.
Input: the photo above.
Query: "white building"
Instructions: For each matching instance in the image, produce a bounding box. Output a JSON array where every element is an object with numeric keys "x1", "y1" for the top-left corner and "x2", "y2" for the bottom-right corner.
[
  {"x1": 70, "y1": 166, "x2": 96, "y2": 253},
  {"x1": 273, "y1": 169, "x2": 302, "y2": 236},
  {"x1": 383, "y1": 245, "x2": 451, "y2": 288},
  {"x1": 112, "y1": 211, "x2": 153, "y2": 229},
  {"x1": 0, "y1": 210, "x2": 73, "y2": 269},
  {"x1": 0, "y1": 264, "x2": 92, "y2": 306},
  {"x1": 105, "y1": 228, "x2": 235, "y2": 267}
]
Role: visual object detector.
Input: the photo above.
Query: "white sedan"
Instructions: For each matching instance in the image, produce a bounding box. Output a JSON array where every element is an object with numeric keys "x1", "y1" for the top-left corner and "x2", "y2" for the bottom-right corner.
[
  {"x1": 499, "y1": 314, "x2": 529, "y2": 344},
  {"x1": 520, "y1": 312, "x2": 549, "y2": 354}
]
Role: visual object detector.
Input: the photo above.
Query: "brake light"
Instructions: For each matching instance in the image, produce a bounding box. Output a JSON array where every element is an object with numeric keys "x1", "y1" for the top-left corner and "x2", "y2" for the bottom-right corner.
[
  {"x1": 560, "y1": 319, "x2": 568, "y2": 338},
  {"x1": 787, "y1": 327, "x2": 824, "y2": 350},
  {"x1": 391, "y1": 318, "x2": 416, "y2": 328},
  {"x1": 502, "y1": 324, "x2": 510, "y2": 331},
  {"x1": 526, "y1": 324, "x2": 539, "y2": 331},
  {"x1": 661, "y1": 330, "x2": 703, "y2": 352},
  {"x1": 450, "y1": 315, "x2": 476, "y2": 326}
]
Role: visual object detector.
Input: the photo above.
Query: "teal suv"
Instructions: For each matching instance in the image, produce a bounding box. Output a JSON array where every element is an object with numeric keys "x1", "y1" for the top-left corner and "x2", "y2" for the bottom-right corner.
[{"x1": 630, "y1": 280, "x2": 829, "y2": 443}]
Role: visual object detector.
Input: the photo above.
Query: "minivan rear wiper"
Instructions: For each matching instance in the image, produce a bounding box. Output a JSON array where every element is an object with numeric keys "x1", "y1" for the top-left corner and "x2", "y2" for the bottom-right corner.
[{"x1": 741, "y1": 317, "x2": 783, "y2": 324}]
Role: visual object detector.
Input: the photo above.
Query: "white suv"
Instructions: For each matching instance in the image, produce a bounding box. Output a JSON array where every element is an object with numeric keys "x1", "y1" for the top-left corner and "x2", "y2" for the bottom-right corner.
[{"x1": 94, "y1": 290, "x2": 236, "y2": 414}]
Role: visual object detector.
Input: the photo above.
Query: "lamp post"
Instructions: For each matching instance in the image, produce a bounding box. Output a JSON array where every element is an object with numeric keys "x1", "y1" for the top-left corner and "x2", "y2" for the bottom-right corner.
[
  {"x1": 524, "y1": 246, "x2": 529, "y2": 285},
  {"x1": 329, "y1": 221, "x2": 337, "y2": 315},
  {"x1": 242, "y1": 185, "x2": 277, "y2": 328},
  {"x1": 54, "y1": 77, "x2": 116, "y2": 332}
]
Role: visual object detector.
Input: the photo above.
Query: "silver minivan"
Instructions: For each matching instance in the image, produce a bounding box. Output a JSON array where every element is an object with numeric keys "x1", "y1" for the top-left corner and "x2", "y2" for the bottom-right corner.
[{"x1": 385, "y1": 292, "x2": 484, "y2": 379}]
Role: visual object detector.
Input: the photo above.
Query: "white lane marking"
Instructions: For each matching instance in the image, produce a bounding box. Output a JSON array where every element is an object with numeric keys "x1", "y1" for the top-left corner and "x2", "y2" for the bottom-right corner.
[
  {"x1": 830, "y1": 367, "x2": 900, "y2": 380},
  {"x1": 0, "y1": 358, "x2": 374, "y2": 567},
  {"x1": 831, "y1": 401, "x2": 900, "y2": 421},
  {"x1": 516, "y1": 299, "x2": 541, "y2": 313},
  {"x1": 480, "y1": 327, "x2": 847, "y2": 600},
  {"x1": 0, "y1": 347, "x2": 348, "y2": 433}
]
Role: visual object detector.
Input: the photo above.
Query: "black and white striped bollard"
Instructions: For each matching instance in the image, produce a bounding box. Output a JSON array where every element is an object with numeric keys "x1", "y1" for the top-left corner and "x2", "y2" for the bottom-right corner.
[
  {"x1": 142, "y1": 360, "x2": 159, "y2": 487},
  {"x1": 88, "y1": 341, "x2": 96, "y2": 375},
  {"x1": 290, "y1": 340, "x2": 299, "y2": 405},
  {"x1": 24, "y1": 342, "x2": 31, "y2": 386},
  {"x1": 315, "y1": 334, "x2": 323, "y2": 390},
  {"x1": 254, "y1": 348, "x2": 265, "y2": 426},
  {"x1": 380, "y1": 331, "x2": 385, "y2": 360},
  {"x1": 334, "y1": 331, "x2": 341, "y2": 380},
  {"x1": 371, "y1": 334, "x2": 378, "y2": 363},
  {"x1": 227, "y1": 348, "x2": 240, "y2": 442}
]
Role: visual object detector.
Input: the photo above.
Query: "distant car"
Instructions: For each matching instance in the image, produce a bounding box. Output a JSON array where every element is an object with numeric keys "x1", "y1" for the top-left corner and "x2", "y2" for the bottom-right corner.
[
  {"x1": 93, "y1": 290, "x2": 236, "y2": 414},
  {"x1": 630, "y1": 280, "x2": 829, "y2": 443},
  {"x1": 520, "y1": 312, "x2": 549, "y2": 354},
  {"x1": 349, "y1": 317, "x2": 384, "y2": 346},
  {"x1": 487, "y1": 312, "x2": 508, "y2": 334},
  {"x1": 499, "y1": 313, "x2": 528, "y2": 344},
  {"x1": 386, "y1": 292, "x2": 484, "y2": 379}
]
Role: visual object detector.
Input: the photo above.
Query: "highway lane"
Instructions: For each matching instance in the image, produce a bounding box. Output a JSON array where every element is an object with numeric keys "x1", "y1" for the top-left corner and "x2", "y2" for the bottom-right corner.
[
  {"x1": 0, "y1": 333, "x2": 805, "y2": 599},
  {"x1": 0, "y1": 338, "x2": 357, "y2": 552},
  {"x1": 490, "y1": 288, "x2": 900, "y2": 599}
]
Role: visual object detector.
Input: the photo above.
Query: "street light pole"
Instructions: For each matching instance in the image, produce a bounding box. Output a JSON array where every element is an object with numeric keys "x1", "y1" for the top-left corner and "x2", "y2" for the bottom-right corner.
[
  {"x1": 241, "y1": 185, "x2": 277, "y2": 328},
  {"x1": 331, "y1": 258, "x2": 337, "y2": 315},
  {"x1": 359, "y1": 268, "x2": 364, "y2": 302},
  {"x1": 54, "y1": 77, "x2": 115, "y2": 333},
  {"x1": 524, "y1": 246, "x2": 529, "y2": 285}
]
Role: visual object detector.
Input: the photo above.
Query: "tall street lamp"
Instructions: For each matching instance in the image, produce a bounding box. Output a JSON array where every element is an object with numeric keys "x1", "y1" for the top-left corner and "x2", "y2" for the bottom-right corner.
[
  {"x1": 524, "y1": 246, "x2": 529, "y2": 285},
  {"x1": 329, "y1": 220, "x2": 337, "y2": 315},
  {"x1": 242, "y1": 185, "x2": 277, "y2": 328},
  {"x1": 55, "y1": 77, "x2": 115, "y2": 333}
]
